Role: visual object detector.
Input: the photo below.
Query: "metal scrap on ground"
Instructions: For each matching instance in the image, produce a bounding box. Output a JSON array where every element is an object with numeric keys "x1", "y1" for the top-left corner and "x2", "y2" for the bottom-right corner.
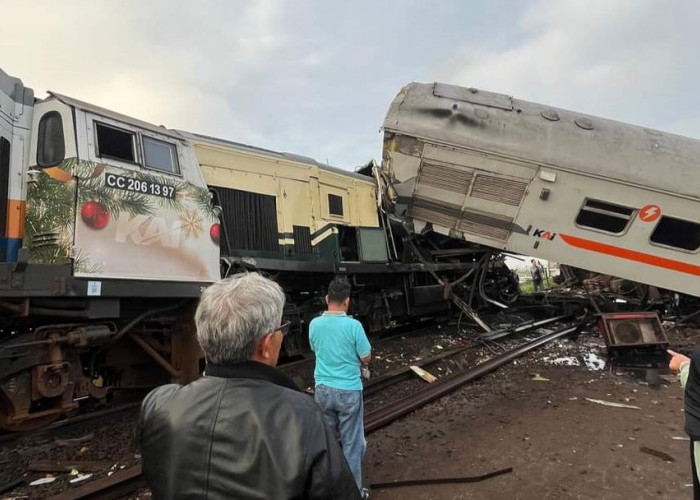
[{"x1": 584, "y1": 398, "x2": 640, "y2": 409}]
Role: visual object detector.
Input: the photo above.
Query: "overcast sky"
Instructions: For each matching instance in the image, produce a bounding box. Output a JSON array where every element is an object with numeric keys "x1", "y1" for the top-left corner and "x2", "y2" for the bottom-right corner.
[{"x1": 3, "y1": 0, "x2": 699, "y2": 169}]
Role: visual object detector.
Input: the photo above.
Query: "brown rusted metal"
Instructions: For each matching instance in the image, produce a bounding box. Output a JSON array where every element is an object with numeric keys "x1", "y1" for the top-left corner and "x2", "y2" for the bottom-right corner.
[
  {"x1": 364, "y1": 324, "x2": 579, "y2": 433},
  {"x1": 46, "y1": 464, "x2": 144, "y2": 500},
  {"x1": 128, "y1": 333, "x2": 181, "y2": 379},
  {"x1": 28, "y1": 460, "x2": 114, "y2": 473},
  {"x1": 170, "y1": 313, "x2": 203, "y2": 384},
  {"x1": 370, "y1": 466, "x2": 513, "y2": 489}
]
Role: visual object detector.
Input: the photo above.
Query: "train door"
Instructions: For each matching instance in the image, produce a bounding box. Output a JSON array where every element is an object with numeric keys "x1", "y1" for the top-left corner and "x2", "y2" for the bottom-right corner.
[{"x1": 0, "y1": 69, "x2": 33, "y2": 262}]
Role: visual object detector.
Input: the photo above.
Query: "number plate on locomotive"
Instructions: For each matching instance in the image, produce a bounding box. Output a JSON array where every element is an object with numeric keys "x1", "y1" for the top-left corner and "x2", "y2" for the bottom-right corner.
[{"x1": 105, "y1": 173, "x2": 177, "y2": 199}]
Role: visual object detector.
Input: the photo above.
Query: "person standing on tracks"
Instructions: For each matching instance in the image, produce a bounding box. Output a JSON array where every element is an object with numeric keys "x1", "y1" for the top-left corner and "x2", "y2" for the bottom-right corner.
[
  {"x1": 137, "y1": 273, "x2": 360, "y2": 500},
  {"x1": 310, "y1": 277, "x2": 372, "y2": 498},
  {"x1": 669, "y1": 348, "x2": 700, "y2": 499},
  {"x1": 530, "y1": 258, "x2": 544, "y2": 292}
]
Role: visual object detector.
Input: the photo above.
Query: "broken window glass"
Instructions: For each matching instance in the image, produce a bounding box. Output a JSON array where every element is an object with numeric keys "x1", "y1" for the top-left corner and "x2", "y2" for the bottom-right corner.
[{"x1": 95, "y1": 122, "x2": 135, "y2": 163}]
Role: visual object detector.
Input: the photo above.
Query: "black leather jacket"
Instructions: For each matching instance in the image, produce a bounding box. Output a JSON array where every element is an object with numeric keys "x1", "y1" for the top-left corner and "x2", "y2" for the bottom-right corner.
[{"x1": 137, "y1": 361, "x2": 360, "y2": 499}]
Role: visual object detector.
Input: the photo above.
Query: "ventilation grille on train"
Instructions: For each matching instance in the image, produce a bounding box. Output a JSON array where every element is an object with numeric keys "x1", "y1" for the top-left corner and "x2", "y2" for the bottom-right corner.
[
  {"x1": 410, "y1": 196, "x2": 513, "y2": 241},
  {"x1": 456, "y1": 209, "x2": 513, "y2": 241},
  {"x1": 470, "y1": 174, "x2": 528, "y2": 206},
  {"x1": 417, "y1": 161, "x2": 473, "y2": 194},
  {"x1": 410, "y1": 196, "x2": 460, "y2": 229}
]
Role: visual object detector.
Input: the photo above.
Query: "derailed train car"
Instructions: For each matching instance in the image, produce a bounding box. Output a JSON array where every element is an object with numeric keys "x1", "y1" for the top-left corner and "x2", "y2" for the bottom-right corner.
[
  {"x1": 0, "y1": 69, "x2": 514, "y2": 430},
  {"x1": 381, "y1": 83, "x2": 700, "y2": 299}
]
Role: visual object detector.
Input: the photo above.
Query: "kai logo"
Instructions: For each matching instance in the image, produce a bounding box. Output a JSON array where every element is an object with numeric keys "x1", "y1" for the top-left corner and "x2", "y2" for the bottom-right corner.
[
  {"x1": 115, "y1": 214, "x2": 182, "y2": 249},
  {"x1": 532, "y1": 228, "x2": 557, "y2": 241}
]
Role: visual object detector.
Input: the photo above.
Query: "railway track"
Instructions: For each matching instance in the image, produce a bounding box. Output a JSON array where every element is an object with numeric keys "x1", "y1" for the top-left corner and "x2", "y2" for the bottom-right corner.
[
  {"x1": 39, "y1": 319, "x2": 580, "y2": 499},
  {"x1": 0, "y1": 403, "x2": 142, "y2": 446}
]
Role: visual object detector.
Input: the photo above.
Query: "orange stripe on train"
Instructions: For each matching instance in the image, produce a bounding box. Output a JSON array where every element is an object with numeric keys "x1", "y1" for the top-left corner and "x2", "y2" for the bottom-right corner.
[
  {"x1": 559, "y1": 234, "x2": 700, "y2": 277},
  {"x1": 6, "y1": 200, "x2": 25, "y2": 239}
]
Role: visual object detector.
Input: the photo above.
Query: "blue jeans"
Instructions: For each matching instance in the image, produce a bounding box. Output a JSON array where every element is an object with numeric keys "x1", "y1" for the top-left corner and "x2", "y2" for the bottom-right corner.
[{"x1": 314, "y1": 384, "x2": 365, "y2": 492}]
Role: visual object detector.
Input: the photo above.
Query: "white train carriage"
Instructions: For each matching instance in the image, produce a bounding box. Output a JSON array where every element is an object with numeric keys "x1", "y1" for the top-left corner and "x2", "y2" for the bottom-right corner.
[{"x1": 381, "y1": 83, "x2": 700, "y2": 297}]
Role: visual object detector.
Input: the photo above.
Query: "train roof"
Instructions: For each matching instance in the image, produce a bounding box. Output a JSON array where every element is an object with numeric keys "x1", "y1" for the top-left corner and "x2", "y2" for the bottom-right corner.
[
  {"x1": 47, "y1": 91, "x2": 186, "y2": 141},
  {"x1": 180, "y1": 130, "x2": 373, "y2": 183},
  {"x1": 383, "y1": 83, "x2": 700, "y2": 200},
  {"x1": 45, "y1": 91, "x2": 372, "y2": 184}
]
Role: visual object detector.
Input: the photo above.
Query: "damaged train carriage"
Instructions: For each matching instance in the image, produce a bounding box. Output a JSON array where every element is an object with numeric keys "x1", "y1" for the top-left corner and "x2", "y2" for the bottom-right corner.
[{"x1": 380, "y1": 82, "x2": 700, "y2": 300}]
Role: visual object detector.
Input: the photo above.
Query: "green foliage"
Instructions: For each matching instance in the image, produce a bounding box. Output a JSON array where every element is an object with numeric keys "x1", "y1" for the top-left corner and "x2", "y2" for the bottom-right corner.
[{"x1": 25, "y1": 158, "x2": 217, "y2": 267}]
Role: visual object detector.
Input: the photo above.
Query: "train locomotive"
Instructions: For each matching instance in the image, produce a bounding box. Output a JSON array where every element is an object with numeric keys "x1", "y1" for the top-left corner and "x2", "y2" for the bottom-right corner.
[
  {"x1": 1, "y1": 68, "x2": 698, "y2": 432},
  {"x1": 0, "y1": 68, "x2": 516, "y2": 430}
]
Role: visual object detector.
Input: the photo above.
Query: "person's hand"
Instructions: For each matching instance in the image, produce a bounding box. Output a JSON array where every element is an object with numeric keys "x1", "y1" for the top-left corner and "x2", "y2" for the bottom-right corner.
[
  {"x1": 668, "y1": 349, "x2": 691, "y2": 373},
  {"x1": 361, "y1": 365, "x2": 370, "y2": 380}
]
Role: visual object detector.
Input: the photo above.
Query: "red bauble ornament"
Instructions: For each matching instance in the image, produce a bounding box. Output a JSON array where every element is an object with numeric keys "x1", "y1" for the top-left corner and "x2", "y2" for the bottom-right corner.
[
  {"x1": 81, "y1": 201, "x2": 110, "y2": 230},
  {"x1": 210, "y1": 223, "x2": 221, "y2": 245}
]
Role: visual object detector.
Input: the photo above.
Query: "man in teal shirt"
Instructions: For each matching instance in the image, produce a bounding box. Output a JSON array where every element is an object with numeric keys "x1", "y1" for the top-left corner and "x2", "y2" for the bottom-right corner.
[{"x1": 310, "y1": 277, "x2": 371, "y2": 498}]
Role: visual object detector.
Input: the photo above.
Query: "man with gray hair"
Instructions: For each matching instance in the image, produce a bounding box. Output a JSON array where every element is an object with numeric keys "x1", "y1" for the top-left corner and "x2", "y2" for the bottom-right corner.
[{"x1": 138, "y1": 273, "x2": 360, "y2": 499}]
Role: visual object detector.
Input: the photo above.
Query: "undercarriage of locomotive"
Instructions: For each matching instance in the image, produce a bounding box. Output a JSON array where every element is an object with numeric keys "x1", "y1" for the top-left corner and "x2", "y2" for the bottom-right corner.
[{"x1": 0, "y1": 300, "x2": 201, "y2": 431}]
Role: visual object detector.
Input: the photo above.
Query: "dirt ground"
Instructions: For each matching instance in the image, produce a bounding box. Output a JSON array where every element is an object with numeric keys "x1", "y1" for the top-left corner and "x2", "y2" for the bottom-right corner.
[
  {"x1": 364, "y1": 352, "x2": 690, "y2": 500},
  {"x1": 2, "y1": 319, "x2": 696, "y2": 499}
]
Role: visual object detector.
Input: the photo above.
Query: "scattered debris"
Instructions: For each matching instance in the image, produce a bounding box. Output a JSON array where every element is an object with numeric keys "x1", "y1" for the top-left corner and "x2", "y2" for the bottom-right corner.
[
  {"x1": 69, "y1": 473, "x2": 93, "y2": 484},
  {"x1": 531, "y1": 374, "x2": 549, "y2": 382},
  {"x1": 29, "y1": 476, "x2": 57, "y2": 486},
  {"x1": 585, "y1": 398, "x2": 640, "y2": 410},
  {"x1": 672, "y1": 436, "x2": 690, "y2": 441},
  {"x1": 640, "y1": 446, "x2": 675, "y2": 462},
  {"x1": 410, "y1": 366, "x2": 438, "y2": 383}
]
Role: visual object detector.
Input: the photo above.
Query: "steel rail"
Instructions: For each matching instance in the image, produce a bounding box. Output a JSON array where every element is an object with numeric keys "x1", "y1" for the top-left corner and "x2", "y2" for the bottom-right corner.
[
  {"x1": 481, "y1": 314, "x2": 572, "y2": 341},
  {"x1": 46, "y1": 464, "x2": 144, "y2": 500},
  {"x1": 363, "y1": 346, "x2": 470, "y2": 398},
  {"x1": 364, "y1": 323, "x2": 579, "y2": 433},
  {"x1": 0, "y1": 402, "x2": 142, "y2": 445}
]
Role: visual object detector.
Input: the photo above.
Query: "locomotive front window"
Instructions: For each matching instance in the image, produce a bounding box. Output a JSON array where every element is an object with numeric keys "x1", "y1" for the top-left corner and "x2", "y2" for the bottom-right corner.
[
  {"x1": 95, "y1": 122, "x2": 135, "y2": 163},
  {"x1": 650, "y1": 216, "x2": 700, "y2": 252},
  {"x1": 143, "y1": 136, "x2": 180, "y2": 174},
  {"x1": 37, "y1": 112, "x2": 65, "y2": 167},
  {"x1": 575, "y1": 199, "x2": 633, "y2": 234}
]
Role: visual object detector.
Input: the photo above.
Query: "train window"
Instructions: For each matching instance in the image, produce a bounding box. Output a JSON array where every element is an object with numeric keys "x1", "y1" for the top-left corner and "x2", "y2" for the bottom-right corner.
[
  {"x1": 95, "y1": 122, "x2": 135, "y2": 163},
  {"x1": 650, "y1": 216, "x2": 700, "y2": 252},
  {"x1": 143, "y1": 136, "x2": 180, "y2": 174},
  {"x1": 575, "y1": 199, "x2": 634, "y2": 234},
  {"x1": 328, "y1": 194, "x2": 344, "y2": 217},
  {"x1": 37, "y1": 112, "x2": 65, "y2": 167}
]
